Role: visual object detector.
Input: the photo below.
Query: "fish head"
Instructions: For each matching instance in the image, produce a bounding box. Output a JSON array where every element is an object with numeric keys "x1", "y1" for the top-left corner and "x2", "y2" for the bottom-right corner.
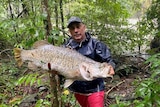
[
  {"x1": 79, "y1": 62, "x2": 93, "y2": 81},
  {"x1": 79, "y1": 62, "x2": 113, "y2": 80},
  {"x1": 98, "y1": 63, "x2": 114, "y2": 78}
]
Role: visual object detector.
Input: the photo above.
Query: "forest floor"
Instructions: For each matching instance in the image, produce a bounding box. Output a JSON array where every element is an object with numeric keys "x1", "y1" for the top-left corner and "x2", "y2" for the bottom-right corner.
[
  {"x1": 104, "y1": 55, "x2": 150, "y2": 106},
  {"x1": 105, "y1": 69, "x2": 149, "y2": 106}
]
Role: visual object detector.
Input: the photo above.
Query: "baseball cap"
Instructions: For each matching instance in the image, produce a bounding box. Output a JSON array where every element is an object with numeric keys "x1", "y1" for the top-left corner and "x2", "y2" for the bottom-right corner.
[{"x1": 67, "y1": 16, "x2": 82, "y2": 28}]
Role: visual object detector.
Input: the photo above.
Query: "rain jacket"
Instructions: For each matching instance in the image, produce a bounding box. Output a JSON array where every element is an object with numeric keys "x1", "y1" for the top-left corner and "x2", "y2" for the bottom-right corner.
[{"x1": 64, "y1": 32, "x2": 115, "y2": 94}]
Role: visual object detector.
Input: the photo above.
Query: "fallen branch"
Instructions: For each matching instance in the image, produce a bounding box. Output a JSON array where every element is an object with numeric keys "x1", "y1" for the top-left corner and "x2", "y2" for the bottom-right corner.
[
  {"x1": 106, "y1": 80, "x2": 125, "y2": 96},
  {"x1": 0, "y1": 49, "x2": 12, "y2": 54},
  {"x1": 0, "y1": 49, "x2": 12, "y2": 59}
]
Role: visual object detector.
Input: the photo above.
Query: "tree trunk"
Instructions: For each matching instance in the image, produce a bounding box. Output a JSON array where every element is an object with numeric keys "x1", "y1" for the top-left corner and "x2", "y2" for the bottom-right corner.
[
  {"x1": 43, "y1": 0, "x2": 52, "y2": 39},
  {"x1": 8, "y1": 0, "x2": 18, "y2": 42},
  {"x1": 60, "y1": 0, "x2": 65, "y2": 37},
  {"x1": 42, "y1": 0, "x2": 59, "y2": 107}
]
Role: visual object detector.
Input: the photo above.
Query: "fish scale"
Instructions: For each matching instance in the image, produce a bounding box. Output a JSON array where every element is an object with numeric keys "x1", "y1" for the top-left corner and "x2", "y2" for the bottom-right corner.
[{"x1": 14, "y1": 40, "x2": 113, "y2": 88}]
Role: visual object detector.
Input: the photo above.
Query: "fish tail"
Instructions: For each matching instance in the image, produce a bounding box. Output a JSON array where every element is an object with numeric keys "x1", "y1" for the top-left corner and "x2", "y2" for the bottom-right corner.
[{"x1": 13, "y1": 48, "x2": 23, "y2": 67}]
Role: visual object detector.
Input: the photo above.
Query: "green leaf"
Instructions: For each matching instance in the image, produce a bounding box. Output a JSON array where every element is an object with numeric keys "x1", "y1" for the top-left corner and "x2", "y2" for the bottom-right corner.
[
  {"x1": 15, "y1": 76, "x2": 26, "y2": 86},
  {"x1": 151, "y1": 69, "x2": 160, "y2": 78},
  {"x1": 29, "y1": 28, "x2": 36, "y2": 34},
  {"x1": 25, "y1": 74, "x2": 32, "y2": 86},
  {"x1": 30, "y1": 76, "x2": 36, "y2": 86}
]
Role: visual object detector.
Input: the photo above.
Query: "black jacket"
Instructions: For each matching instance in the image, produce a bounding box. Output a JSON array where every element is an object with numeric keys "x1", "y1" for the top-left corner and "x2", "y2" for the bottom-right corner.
[{"x1": 64, "y1": 32, "x2": 115, "y2": 94}]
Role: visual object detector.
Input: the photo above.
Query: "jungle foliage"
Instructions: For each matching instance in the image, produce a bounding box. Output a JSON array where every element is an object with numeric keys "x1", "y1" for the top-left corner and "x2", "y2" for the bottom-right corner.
[{"x1": 0, "y1": 0, "x2": 160, "y2": 107}]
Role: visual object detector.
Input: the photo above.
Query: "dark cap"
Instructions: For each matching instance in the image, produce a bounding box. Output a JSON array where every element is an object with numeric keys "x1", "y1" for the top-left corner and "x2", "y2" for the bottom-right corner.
[{"x1": 67, "y1": 16, "x2": 82, "y2": 28}]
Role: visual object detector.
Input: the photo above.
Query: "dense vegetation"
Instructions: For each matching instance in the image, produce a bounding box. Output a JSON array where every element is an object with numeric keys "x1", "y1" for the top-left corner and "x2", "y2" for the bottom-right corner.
[{"x1": 0, "y1": 0, "x2": 160, "y2": 107}]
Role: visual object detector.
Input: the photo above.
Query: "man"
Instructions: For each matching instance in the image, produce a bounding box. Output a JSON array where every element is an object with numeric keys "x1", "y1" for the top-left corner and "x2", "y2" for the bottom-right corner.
[{"x1": 64, "y1": 16, "x2": 115, "y2": 107}]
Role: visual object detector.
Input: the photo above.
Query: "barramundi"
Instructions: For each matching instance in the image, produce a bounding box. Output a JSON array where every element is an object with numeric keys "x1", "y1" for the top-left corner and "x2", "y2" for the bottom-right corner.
[{"x1": 14, "y1": 40, "x2": 113, "y2": 88}]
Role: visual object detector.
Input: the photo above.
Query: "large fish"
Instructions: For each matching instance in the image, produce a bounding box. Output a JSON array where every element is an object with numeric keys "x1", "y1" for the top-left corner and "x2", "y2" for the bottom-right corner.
[{"x1": 14, "y1": 40, "x2": 113, "y2": 88}]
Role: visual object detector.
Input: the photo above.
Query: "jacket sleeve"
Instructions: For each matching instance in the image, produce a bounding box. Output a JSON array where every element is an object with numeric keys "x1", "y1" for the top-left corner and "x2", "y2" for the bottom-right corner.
[{"x1": 95, "y1": 41, "x2": 115, "y2": 69}]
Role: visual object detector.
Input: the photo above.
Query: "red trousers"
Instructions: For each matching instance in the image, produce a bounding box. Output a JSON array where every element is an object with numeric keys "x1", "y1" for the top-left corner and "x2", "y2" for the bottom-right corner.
[{"x1": 74, "y1": 91, "x2": 104, "y2": 107}]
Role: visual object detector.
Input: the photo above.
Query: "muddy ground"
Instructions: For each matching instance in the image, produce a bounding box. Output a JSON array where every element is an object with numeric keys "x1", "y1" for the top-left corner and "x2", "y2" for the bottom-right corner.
[{"x1": 104, "y1": 55, "x2": 150, "y2": 106}]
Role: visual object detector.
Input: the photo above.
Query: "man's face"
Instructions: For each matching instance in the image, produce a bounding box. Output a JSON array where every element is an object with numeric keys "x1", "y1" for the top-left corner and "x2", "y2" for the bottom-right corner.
[{"x1": 68, "y1": 22, "x2": 86, "y2": 43}]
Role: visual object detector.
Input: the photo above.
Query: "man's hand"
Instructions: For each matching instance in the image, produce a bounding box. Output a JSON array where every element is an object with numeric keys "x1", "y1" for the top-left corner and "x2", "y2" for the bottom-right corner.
[{"x1": 109, "y1": 65, "x2": 115, "y2": 75}]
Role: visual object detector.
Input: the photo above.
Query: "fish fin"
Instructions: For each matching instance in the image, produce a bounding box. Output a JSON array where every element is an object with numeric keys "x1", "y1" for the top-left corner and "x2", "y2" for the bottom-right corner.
[
  {"x1": 79, "y1": 62, "x2": 92, "y2": 81},
  {"x1": 28, "y1": 62, "x2": 38, "y2": 70},
  {"x1": 64, "y1": 79, "x2": 74, "y2": 88},
  {"x1": 32, "y1": 40, "x2": 50, "y2": 49},
  {"x1": 13, "y1": 48, "x2": 23, "y2": 67}
]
